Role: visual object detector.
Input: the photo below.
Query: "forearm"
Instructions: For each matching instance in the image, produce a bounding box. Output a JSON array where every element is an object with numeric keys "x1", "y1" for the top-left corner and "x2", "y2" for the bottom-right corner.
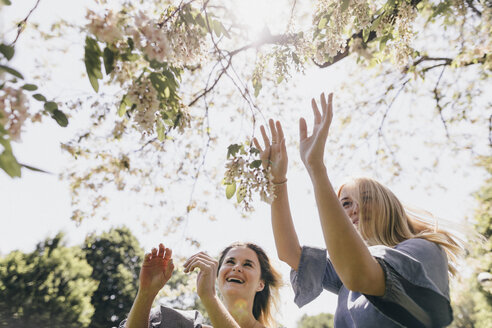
[
  {"x1": 201, "y1": 296, "x2": 240, "y2": 328},
  {"x1": 125, "y1": 290, "x2": 156, "y2": 328},
  {"x1": 271, "y1": 182, "x2": 302, "y2": 270},
  {"x1": 308, "y1": 165, "x2": 383, "y2": 294}
]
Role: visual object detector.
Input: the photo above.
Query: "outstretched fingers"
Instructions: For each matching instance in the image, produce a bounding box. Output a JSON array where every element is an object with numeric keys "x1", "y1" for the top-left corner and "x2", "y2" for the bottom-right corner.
[
  {"x1": 299, "y1": 117, "x2": 308, "y2": 141},
  {"x1": 269, "y1": 119, "x2": 278, "y2": 143},
  {"x1": 260, "y1": 124, "x2": 270, "y2": 148},
  {"x1": 311, "y1": 98, "x2": 322, "y2": 124}
]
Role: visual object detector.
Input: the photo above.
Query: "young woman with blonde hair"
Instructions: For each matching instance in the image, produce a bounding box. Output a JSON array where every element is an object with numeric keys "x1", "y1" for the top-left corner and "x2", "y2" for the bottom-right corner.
[
  {"x1": 254, "y1": 92, "x2": 463, "y2": 327},
  {"x1": 121, "y1": 242, "x2": 281, "y2": 328}
]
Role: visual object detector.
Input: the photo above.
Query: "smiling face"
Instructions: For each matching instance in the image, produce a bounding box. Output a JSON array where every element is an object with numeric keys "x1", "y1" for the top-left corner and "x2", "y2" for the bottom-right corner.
[{"x1": 217, "y1": 246, "x2": 265, "y2": 300}]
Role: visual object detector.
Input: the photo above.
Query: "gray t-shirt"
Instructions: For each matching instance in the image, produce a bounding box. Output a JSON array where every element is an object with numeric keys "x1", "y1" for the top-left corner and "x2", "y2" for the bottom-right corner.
[
  {"x1": 119, "y1": 303, "x2": 205, "y2": 328},
  {"x1": 290, "y1": 238, "x2": 452, "y2": 327}
]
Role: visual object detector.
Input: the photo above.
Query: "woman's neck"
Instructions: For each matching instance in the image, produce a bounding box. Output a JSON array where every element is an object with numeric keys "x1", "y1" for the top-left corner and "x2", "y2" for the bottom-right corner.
[{"x1": 223, "y1": 295, "x2": 259, "y2": 328}]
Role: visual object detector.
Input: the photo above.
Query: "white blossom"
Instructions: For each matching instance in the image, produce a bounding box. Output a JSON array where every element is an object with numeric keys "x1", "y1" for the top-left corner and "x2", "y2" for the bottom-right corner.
[{"x1": 0, "y1": 87, "x2": 29, "y2": 141}]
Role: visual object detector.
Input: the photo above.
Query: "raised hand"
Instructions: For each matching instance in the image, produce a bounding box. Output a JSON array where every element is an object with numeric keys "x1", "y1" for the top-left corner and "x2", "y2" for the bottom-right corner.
[
  {"x1": 183, "y1": 252, "x2": 219, "y2": 302},
  {"x1": 139, "y1": 243, "x2": 174, "y2": 297},
  {"x1": 253, "y1": 119, "x2": 288, "y2": 183},
  {"x1": 299, "y1": 92, "x2": 333, "y2": 171}
]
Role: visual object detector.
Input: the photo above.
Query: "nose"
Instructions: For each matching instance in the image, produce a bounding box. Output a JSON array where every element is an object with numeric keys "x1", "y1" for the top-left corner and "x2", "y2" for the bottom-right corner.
[
  {"x1": 232, "y1": 264, "x2": 242, "y2": 272},
  {"x1": 351, "y1": 203, "x2": 359, "y2": 215}
]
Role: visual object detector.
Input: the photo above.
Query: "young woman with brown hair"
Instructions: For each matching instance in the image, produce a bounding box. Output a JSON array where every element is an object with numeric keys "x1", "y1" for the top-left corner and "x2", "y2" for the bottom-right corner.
[{"x1": 121, "y1": 242, "x2": 281, "y2": 328}]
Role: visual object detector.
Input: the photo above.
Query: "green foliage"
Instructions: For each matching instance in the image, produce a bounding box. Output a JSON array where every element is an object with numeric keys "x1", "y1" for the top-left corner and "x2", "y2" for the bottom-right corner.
[
  {"x1": 0, "y1": 126, "x2": 21, "y2": 177},
  {"x1": 450, "y1": 156, "x2": 492, "y2": 328},
  {"x1": 0, "y1": 64, "x2": 23, "y2": 79},
  {"x1": 84, "y1": 36, "x2": 103, "y2": 92},
  {"x1": 0, "y1": 233, "x2": 98, "y2": 328},
  {"x1": 0, "y1": 43, "x2": 14, "y2": 60},
  {"x1": 296, "y1": 312, "x2": 335, "y2": 328},
  {"x1": 83, "y1": 227, "x2": 144, "y2": 328}
]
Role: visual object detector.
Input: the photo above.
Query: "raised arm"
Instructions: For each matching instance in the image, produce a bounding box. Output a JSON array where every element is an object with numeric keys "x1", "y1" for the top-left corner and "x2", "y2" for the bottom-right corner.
[
  {"x1": 253, "y1": 119, "x2": 301, "y2": 270},
  {"x1": 299, "y1": 93, "x2": 384, "y2": 296},
  {"x1": 126, "y1": 243, "x2": 174, "y2": 328}
]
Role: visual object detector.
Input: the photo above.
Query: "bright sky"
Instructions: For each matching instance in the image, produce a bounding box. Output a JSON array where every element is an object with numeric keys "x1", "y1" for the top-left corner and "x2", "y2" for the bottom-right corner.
[{"x1": 0, "y1": 0, "x2": 487, "y2": 327}]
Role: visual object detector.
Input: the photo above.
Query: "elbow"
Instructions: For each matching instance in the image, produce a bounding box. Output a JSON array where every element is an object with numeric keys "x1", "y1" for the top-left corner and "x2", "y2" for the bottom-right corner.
[{"x1": 277, "y1": 247, "x2": 301, "y2": 271}]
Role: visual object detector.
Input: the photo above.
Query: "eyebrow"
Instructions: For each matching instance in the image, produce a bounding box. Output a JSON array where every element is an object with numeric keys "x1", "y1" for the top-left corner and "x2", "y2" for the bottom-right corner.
[
  {"x1": 226, "y1": 257, "x2": 255, "y2": 265},
  {"x1": 340, "y1": 197, "x2": 350, "y2": 201}
]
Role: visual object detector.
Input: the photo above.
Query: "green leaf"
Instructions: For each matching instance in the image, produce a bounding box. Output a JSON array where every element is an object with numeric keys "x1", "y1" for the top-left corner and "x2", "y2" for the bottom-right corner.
[
  {"x1": 19, "y1": 163, "x2": 51, "y2": 174},
  {"x1": 225, "y1": 181, "x2": 236, "y2": 199},
  {"x1": 21, "y1": 84, "x2": 38, "y2": 91},
  {"x1": 44, "y1": 101, "x2": 58, "y2": 112},
  {"x1": 253, "y1": 80, "x2": 262, "y2": 98},
  {"x1": 33, "y1": 93, "x2": 47, "y2": 102},
  {"x1": 227, "y1": 144, "x2": 241, "y2": 158},
  {"x1": 50, "y1": 109, "x2": 68, "y2": 127},
  {"x1": 118, "y1": 95, "x2": 129, "y2": 117},
  {"x1": 0, "y1": 64, "x2": 23, "y2": 79},
  {"x1": 236, "y1": 185, "x2": 245, "y2": 203},
  {"x1": 276, "y1": 75, "x2": 284, "y2": 84},
  {"x1": 149, "y1": 72, "x2": 169, "y2": 100},
  {"x1": 379, "y1": 34, "x2": 392, "y2": 51},
  {"x1": 157, "y1": 120, "x2": 166, "y2": 141},
  {"x1": 249, "y1": 160, "x2": 262, "y2": 169},
  {"x1": 212, "y1": 20, "x2": 222, "y2": 37},
  {"x1": 362, "y1": 28, "x2": 370, "y2": 43},
  {"x1": 103, "y1": 47, "x2": 115, "y2": 75},
  {"x1": 318, "y1": 17, "x2": 328, "y2": 29},
  {"x1": 0, "y1": 146, "x2": 21, "y2": 178},
  {"x1": 340, "y1": 0, "x2": 350, "y2": 12},
  {"x1": 0, "y1": 82, "x2": 4, "y2": 90},
  {"x1": 0, "y1": 43, "x2": 14, "y2": 60},
  {"x1": 84, "y1": 37, "x2": 103, "y2": 93},
  {"x1": 0, "y1": 0, "x2": 12, "y2": 5},
  {"x1": 219, "y1": 22, "x2": 231, "y2": 38}
]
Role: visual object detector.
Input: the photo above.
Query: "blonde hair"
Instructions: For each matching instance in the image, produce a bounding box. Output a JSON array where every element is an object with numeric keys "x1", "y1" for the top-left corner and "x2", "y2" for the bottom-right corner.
[
  {"x1": 338, "y1": 177, "x2": 464, "y2": 275},
  {"x1": 218, "y1": 242, "x2": 282, "y2": 327}
]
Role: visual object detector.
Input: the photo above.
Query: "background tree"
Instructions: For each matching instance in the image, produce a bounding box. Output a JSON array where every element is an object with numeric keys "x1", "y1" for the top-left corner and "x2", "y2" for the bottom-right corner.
[
  {"x1": 296, "y1": 312, "x2": 335, "y2": 328},
  {"x1": 83, "y1": 227, "x2": 144, "y2": 328},
  {"x1": 450, "y1": 155, "x2": 492, "y2": 328},
  {"x1": 0, "y1": 233, "x2": 97, "y2": 328}
]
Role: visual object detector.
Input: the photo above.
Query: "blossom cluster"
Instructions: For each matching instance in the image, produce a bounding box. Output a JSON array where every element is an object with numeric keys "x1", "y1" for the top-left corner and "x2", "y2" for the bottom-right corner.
[
  {"x1": 126, "y1": 78, "x2": 161, "y2": 134},
  {"x1": 224, "y1": 146, "x2": 275, "y2": 211},
  {"x1": 314, "y1": 0, "x2": 373, "y2": 62},
  {"x1": 0, "y1": 87, "x2": 29, "y2": 141},
  {"x1": 386, "y1": 1, "x2": 417, "y2": 68},
  {"x1": 87, "y1": 9, "x2": 207, "y2": 68},
  {"x1": 130, "y1": 11, "x2": 206, "y2": 67}
]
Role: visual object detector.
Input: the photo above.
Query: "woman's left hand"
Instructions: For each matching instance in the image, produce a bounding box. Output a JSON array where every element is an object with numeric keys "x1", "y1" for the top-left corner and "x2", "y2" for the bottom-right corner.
[
  {"x1": 184, "y1": 252, "x2": 219, "y2": 302},
  {"x1": 299, "y1": 92, "x2": 333, "y2": 172}
]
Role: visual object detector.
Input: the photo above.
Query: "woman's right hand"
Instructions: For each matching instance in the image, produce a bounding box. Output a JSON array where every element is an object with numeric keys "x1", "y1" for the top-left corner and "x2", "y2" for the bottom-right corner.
[
  {"x1": 253, "y1": 119, "x2": 288, "y2": 184},
  {"x1": 138, "y1": 243, "x2": 174, "y2": 297},
  {"x1": 183, "y1": 252, "x2": 219, "y2": 303}
]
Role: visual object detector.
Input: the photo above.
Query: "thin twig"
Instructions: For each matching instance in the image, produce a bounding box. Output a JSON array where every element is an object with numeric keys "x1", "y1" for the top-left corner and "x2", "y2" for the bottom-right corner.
[
  {"x1": 433, "y1": 65, "x2": 450, "y2": 139},
  {"x1": 10, "y1": 0, "x2": 42, "y2": 46}
]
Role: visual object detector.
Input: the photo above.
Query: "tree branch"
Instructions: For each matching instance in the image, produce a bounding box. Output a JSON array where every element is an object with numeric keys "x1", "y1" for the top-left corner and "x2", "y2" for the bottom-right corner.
[
  {"x1": 10, "y1": 0, "x2": 42, "y2": 46},
  {"x1": 433, "y1": 66, "x2": 450, "y2": 139}
]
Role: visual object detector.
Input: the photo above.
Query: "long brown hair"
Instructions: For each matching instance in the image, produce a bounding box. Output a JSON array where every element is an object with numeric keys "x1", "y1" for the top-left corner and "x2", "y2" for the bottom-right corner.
[
  {"x1": 218, "y1": 242, "x2": 281, "y2": 327},
  {"x1": 338, "y1": 177, "x2": 464, "y2": 275}
]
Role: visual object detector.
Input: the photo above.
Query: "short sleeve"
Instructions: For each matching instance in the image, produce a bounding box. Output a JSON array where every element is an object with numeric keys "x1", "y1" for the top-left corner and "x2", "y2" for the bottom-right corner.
[
  {"x1": 366, "y1": 238, "x2": 453, "y2": 327},
  {"x1": 290, "y1": 246, "x2": 342, "y2": 308},
  {"x1": 119, "y1": 305, "x2": 205, "y2": 328}
]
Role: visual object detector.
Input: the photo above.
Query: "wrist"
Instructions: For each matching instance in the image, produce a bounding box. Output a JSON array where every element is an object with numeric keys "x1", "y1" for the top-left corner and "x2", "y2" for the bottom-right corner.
[
  {"x1": 272, "y1": 177, "x2": 287, "y2": 185},
  {"x1": 136, "y1": 289, "x2": 158, "y2": 303},
  {"x1": 306, "y1": 162, "x2": 326, "y2": 177}
]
